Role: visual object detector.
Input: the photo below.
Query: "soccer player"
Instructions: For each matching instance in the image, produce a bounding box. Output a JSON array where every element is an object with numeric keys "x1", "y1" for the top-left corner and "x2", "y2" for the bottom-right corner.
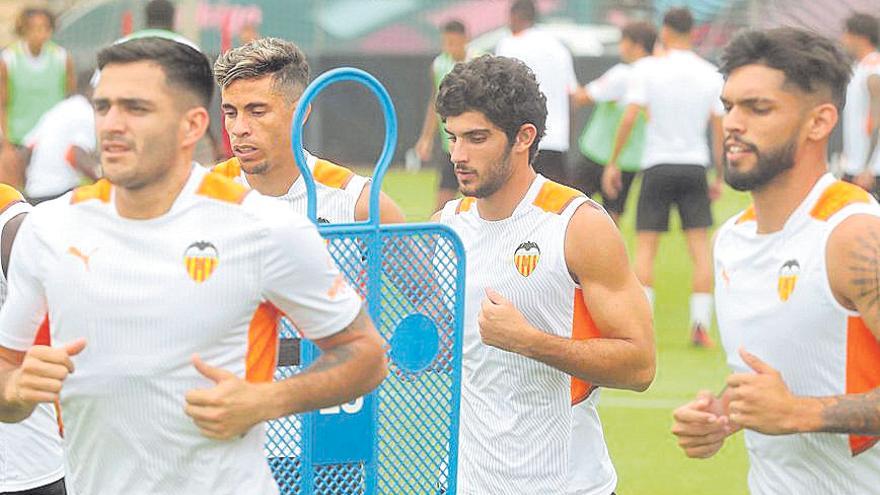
[
  {"x1": 495, "y1": 0, "x2": 578, "y2": 186},
  {"x1": 840, "y1": 12, "x2": 880, "y2": 200},
  {"x1": 212, "y1": 37, "x2": 404, "y2": 224},
  {"x1": 0, "y1": 185, "x2": 66, "y2": 495},
  {"x1": 0, "y1": 37, "x2": 387, "y2": 495},
  {"x1": 435, "y1": 54, "x2": 654, "y2": 494},
  {"x1": 571, "y1": 21, "x2": 656, "y2": 224},
  {"x1": 605, "y1": 7, "x2": 724, "y2": 347},
  {"x1": 413, "y1": 20, "x2": 479, "y2": 210},
  {"x1": 672, "y1": 28, "x2": 880, "y2": 494}
]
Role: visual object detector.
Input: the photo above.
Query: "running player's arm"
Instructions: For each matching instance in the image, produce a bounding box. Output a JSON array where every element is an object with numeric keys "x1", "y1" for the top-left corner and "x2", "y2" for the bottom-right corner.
[
  {"x1": 480, "y1": 204, "x2": 655, "y2": 391},
  {"x1": 354, "y1": 183, "x2": 405, "y2": 223},
  {"x1": 782, "y1": 213, "x2": 880, "y2": 435},
  {"x1": 415, "y1": 68, "x2": 439, "y2": 161},
  {"x1": 65, "y1": 54, "x2": 76, "y2": 96},
  {"x1": 258, "y1": 209, "x2": 387, "y2": 416},
  {"x1": 0, "y1": 213, "x2": 83, "y2": 423}
]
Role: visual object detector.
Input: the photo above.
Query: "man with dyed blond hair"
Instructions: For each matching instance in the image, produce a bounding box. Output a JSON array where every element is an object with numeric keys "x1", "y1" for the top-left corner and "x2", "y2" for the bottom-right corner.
[{"x1": 213, "y1": 37, "x2": 403, "y2": 224}]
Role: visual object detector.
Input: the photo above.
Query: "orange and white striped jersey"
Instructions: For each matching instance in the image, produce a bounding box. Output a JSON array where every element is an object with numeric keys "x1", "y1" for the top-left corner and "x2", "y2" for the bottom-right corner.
[
  {"x1": 715, "y1": 174, "x2": 880, "y2": 495},
  {"x1": 0, "y1": 166, "x2": 362, "y2": 495},
  {"x1": 440, "y1": 175, "x2": 616, "y2": 495},
  {"x1": 0, "y1": 185, "x2": 64, "y2": 493},
  {"x1": 842, "y1": 52, "x2": 880, "y2": 175},
  {"x1": 213, "y1": 149, "x2": 369, "y2": 223}
]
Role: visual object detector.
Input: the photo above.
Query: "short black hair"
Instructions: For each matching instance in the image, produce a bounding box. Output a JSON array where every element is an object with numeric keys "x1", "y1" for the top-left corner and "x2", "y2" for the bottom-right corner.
[
  {"x1": 720, "y1": 27, "x2": 852, "y2": 111},
  {"x1": 846, "y1": 12, "x2": 880, "y2": 47},
  {"x1": 14, "y1": 7, "x2": 55, "y2": 36},
  {"x1": 442, "y1": 20, "x2": 466, "y2": 35},
  {"x1": 97, "y1": 37, "x2": 214, "y2": 108},
  {"x1": 622, "y1": 21, "x2": 657, "y2": 54},
  {"x1": 511, "y1": 0, "x2": 537, "y2": 24},
  {"x1": 663, "y1": 7, "x2": 693, "y2": 35},
  {"x1": 146, "y1": 0, "x2": 175, "y2": 30},
  {"x1": 436, "y1": 55, "x2": 547, "y2": 164}
]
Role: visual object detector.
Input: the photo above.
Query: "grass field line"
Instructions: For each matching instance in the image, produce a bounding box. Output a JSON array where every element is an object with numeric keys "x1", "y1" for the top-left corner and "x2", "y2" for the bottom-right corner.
[{"x1": 598, "y1": 396, "x2": 686, "y2": 410}]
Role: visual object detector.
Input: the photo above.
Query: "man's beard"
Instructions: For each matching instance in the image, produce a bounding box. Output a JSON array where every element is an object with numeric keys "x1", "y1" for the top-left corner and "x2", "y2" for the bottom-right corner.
[
  {"x1": 724, "y1": 135, "x2": 797, "y2": 192},
  {"x1": 457, "y1": 145, "x2": 513, "y2": 198}
]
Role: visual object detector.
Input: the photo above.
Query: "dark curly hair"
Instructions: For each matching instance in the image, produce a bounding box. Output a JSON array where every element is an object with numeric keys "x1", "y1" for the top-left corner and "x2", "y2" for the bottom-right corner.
[
  {"x1": 720, "y1": 28, "x2": 852, "y2": 112},
  {"x1": 436, "y1": 54, "x2": 547, "y2": 164}
]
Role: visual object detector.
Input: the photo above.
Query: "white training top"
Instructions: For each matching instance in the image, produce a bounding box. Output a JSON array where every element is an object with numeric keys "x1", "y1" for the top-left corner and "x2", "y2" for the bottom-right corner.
[
  {"x1": 842, "y1": 52, "x2": 880, "y2": 176},
  {"x1": 714, "y1": 174, "x2": 880, "y2": 495},
  {"x1": 496, "y1": 28, "x2": 578, "y2": 153},
  {"x1": 0, "y1": 166, "x2": 363, "y2": 495},
  {"x1": 440, "y1": 175, "x2": 616, "y2": 495},
  {"x1": 624, "y1": 50, "x2": 724, "y2": 169},
  {"x1": 586, "y1": 63, "x2": 632, "y2": 102},
  {"x1": 0, "y1": 188, "x2": 64, "y2": 493},
  {"x1": 23, "y1": 95, "x2": 96, "y2": 199},
  {"x1": 213, "y1": 150, "x2": 369, "y2": 224}
]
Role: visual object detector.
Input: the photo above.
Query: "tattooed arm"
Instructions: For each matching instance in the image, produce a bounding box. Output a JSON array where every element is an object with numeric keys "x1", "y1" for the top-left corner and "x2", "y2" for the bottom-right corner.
[{"x1": 184, "y1": 308, "x2": 387, "y2": 440}]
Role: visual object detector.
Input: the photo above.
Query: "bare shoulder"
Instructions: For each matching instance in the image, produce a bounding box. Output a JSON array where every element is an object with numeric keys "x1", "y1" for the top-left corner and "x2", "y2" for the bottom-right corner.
[
  {"x1": 827, "y1": 213, "x2": 880, "y2": 312},
  {"x1": 564, "y1": 202, "x2": 628, "y2": 285}
]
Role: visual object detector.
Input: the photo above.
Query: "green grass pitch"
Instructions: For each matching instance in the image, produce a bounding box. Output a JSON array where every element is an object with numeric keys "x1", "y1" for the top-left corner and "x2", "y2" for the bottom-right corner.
[{"x1": 377, "y1": 166, "x2": 752, "y2": 494}]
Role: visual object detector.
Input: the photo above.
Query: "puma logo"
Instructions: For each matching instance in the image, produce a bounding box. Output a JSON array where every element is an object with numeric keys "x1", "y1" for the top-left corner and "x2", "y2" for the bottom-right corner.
[{"x1": 67, "y1": 247, "x2": 97, "y2": 271}]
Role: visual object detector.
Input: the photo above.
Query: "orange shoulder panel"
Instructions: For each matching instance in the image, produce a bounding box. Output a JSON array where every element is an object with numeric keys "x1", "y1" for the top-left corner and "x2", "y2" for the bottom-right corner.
[
  {"x1": 0, "y1": 183, "x2": 24, "y2": 213},
  {"x1": 735, "y1": 205, "x2": 756, "y2": 224},
  {"x1": 455, "y1": 197, "x2": 476, "y2": 214},
  {"x1": 533, "y1": 180, "x2": 584, "y2": 214},
  {"x1": 313, "y1": 159, "x2": 355, "y2": 189},
  {"x1": 810, "y1": 181, "x2": 871, "y2": 221},
  {"x1": 196, "y1": 171, "x2": 250, "y2": 204},
  {"x1": 212, "y1": 158, "x2": 242, "y2": 179},
  {"x1": 70, "y1": 179, "x2": 112, "y2": 205}
]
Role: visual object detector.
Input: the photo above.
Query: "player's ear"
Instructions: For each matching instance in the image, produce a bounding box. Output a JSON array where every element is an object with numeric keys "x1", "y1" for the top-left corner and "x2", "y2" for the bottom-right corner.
[
  {"x1": 181, "y1": 107, "x2": 210, "y2": 148},
  {"x1": 514, "y1": 123, "x2": 537, "y2": 153},
  {"x1": 805, "y1": 102, "x2": 837, "y2": 142}
]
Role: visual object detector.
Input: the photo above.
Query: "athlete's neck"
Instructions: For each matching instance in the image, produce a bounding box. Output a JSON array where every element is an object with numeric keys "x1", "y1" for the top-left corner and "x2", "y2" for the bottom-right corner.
[
  {"x1": 856, "y1": 46, "x2": 876, "y2": 63},
  {"x1": 115, "y1": 158, "x2": 193, "y2": 220},
  {"x1": 246, "y1": 154, "x2": 300, "y2": 197},
  {"x1": 477, "y1": 161, "x2": 537, "y2": 221},
  {"x1": 750, "y1": 162, "x2": 826, "y2": 234},
  {"x1": 25, "y1": 40, "x2": 45, "y2": 57}
]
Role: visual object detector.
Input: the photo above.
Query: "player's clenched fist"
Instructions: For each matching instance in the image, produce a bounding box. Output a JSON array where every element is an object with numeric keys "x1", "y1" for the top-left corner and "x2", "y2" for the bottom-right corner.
[
  {"x1": 3, "y1": 339, "x2": 86, "y2": 406},
  {"x1": 184, "y1": 354, "x2": 268, "y2": 441},
  {"x1": 672, "y1": 389, "x2": 737, "y2": 459},
  {"x1": 478, "y1": 287, "x2": 539, "y2": 353}
]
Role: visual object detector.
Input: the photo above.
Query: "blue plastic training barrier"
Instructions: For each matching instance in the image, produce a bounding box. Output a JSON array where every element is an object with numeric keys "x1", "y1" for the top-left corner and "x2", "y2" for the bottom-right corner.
[{"x1": 264, "y1": 67, "x2": 465, "y2": 495}]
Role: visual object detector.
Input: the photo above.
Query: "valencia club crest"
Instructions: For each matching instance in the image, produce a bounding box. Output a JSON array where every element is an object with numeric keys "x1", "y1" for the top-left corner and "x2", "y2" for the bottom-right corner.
[
  {"x1": 777, "y1": 259, "x2": 800, "y2": 302},
  {"x1": 514, "y1": 241, "x2": 541, "y2": 277},
  {"x1": 184, "y1": 241, "x2": 219, "y2": 283}
]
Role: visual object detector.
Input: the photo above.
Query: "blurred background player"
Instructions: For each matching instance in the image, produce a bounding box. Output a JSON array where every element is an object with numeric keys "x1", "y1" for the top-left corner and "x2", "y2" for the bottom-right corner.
[
  {"x1": 571, "y1": 20, "x2": 656, "y2": 224},
  {"x1": 840, "y1": 12, "x2": 880, "y2": 199},
  {"x1": 0, "y1": 7, "x2": 75, "y2": 190},
  {"x1": 413, "y1": 19, "x2": 479, "y2": 210},
  {"x1": 495, "y1": 0, "x2": 577, "y2": 187},
  {"x1": 213, "y1": 37, "x2": 404, "y2": 224},
  {"x1": 605, "y1": 7, "x2": 724, "y2": 347},
  {"x1": 0, "y1": 185, "x2": 65, "y2": 495},
  {"x1": 21, "y1": 71, "x2": 99, "y2": 205},
  {"x1": 0, "y1": 37, "x2": 386, "y2": 495},
  {"x1": 436, "y1": 54, "x2": 654, "y2": 495},
  {"x1": 673, "y1": 27, "x2": 880, "y2": 494}
]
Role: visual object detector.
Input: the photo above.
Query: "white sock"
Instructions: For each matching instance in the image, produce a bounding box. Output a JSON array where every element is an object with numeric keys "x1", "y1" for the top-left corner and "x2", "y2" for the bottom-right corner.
[
  {"x1": 690, "y1": 292, "x2": 713, "y2": 329},
  {"x1": 643, "y1": 286, "x2": 655, "y2": 311}
]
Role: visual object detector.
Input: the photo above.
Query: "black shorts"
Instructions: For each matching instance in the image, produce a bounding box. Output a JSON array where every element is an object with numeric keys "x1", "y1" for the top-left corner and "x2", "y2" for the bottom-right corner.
[
  {"x1": 571, "y1": 155, "x2": 637, "y2": 215},
  {"x1": 438, "y1": 152, "x2": 458, "y2": 191},
  {"x1": 842, "y1": 173, "x2": 880, "y2": 201},
  {"x1": 636, "y1": 164, "x2": 712, "y2": 232},
  {"x1": 2, "y1": 478, "x2": 67, "y2": 495},
  {"x1": 533, "y1": 150, "x2": 568, "y2": 186}
]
